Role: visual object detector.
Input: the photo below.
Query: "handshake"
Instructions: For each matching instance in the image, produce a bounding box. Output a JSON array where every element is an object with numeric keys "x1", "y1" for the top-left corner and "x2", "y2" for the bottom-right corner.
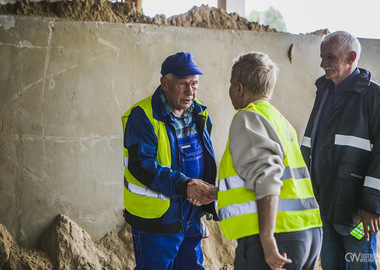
[{"x1": 187, "y1": 179, "x2": 218, "y2": 206}]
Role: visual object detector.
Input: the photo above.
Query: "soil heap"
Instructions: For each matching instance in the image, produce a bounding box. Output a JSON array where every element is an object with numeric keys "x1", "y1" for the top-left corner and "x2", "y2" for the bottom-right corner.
[
  {"x1": 0, "y1": 214, "x2": 236, "y2": 270},
  {"x1": 0, "y1": 0, "x2": 278, "y2": 31}
]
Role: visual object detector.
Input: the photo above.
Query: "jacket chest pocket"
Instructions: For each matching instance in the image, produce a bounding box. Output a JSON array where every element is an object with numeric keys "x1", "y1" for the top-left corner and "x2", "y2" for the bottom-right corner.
[{"x1": 335, "y1": 163, "x2": 364, "y2": 207}]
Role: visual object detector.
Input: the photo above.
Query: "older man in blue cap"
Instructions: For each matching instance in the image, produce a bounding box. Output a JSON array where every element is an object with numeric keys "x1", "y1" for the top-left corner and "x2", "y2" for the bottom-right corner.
[{"x1": 122, "y1": 52, "x2": 218, "y2": 270}]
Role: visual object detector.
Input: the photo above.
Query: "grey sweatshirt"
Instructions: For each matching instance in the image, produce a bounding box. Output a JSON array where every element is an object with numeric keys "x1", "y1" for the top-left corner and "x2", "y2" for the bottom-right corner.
[{"x1": 229, "y1": 101, "x2": 285, "y2": 200}]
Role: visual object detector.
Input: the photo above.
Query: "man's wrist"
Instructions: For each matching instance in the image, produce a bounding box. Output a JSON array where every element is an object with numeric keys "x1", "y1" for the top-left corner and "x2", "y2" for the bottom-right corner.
[{"x1": 178, "y1": 177, "x2": 191, "y2": 197}]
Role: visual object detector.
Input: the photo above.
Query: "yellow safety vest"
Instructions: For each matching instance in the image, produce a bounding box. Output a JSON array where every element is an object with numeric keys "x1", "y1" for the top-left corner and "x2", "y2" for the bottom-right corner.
[
  {"x1": 121, "y1": 96, "x2": 209, "y2": 219},
  {"x1": 122, "y1": 96, "x2": 171, "y2": 219},
  {"x1": 217, "y1": 101, "x2": 322, "y2": 240}
]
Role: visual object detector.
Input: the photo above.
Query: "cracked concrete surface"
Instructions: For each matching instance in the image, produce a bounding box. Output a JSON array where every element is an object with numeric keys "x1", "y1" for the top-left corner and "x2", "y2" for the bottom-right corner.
[{"x1": 1, "y1": 14, "x2": 380, "y2": 248}]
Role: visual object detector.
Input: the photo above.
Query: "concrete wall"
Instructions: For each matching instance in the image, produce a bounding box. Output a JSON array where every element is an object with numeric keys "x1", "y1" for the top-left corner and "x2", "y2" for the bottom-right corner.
[{"x1": 1, "y1": 14, "x2": 380, "y2": 248}]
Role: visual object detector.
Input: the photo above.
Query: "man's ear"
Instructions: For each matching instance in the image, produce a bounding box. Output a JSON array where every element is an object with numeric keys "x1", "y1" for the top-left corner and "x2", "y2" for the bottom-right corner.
[
  {"x1": 237, "y1": 82, "x2": 244, "y2": 97},
  {"x1": 347, "y1": 51, "x2": 357, "y2": 65},
  {"x1": 160, "y1": 77, "x2": 167, "y2": 91}
]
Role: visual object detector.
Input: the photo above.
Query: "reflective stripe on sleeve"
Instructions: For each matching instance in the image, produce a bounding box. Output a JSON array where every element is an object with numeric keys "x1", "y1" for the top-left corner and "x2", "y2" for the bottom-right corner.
[
  {"x1": 124, "y1": 178, "x2": 169, "y2": 200},
  {"x1": 301, "y1": 136, "x2": 311, "y2": 148},
  {"x1": 219, "y1": 197, "x2": 319, "y2": 221},
  {"x1": 334, "y1": 135, "x2": 373, "y2": 151},
  {"x1": 124, "y1": 157, "x2": 128, "y2": 167},
  {"x1": 364, "y1": 176, "x2": 380, "y2": 191}
]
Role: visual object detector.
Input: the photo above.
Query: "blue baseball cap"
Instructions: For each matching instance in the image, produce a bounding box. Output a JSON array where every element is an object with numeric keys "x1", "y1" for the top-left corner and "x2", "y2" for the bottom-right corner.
[{"x1": 161, "y1": 52, "x2": 204, "y2": 77}]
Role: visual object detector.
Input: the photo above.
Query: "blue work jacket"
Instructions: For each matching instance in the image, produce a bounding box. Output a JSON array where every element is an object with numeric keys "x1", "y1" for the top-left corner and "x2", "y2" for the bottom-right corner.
[{"x1": 301, "y1": 68, "x2": 380, "y2": 226}]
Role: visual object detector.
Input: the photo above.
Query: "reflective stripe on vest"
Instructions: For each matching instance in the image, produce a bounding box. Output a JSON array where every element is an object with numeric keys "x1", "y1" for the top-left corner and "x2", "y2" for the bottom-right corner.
[
  {"x1": 281, "y1": 166, "x2": 310, "y2": 181},
  {"x1": 217, "y1": 101, "x2": 321, "y2": 240},
  {"x1": 124, "y1": 177, "x2": 169, "y2": 200},
  {"x1": 219, "y1": 166, "x2": 311, "y2": 192},
  {"x1": 219, "y1": 197, "x2": 319, "y2": 221},
  {"x1": 124, "y1": 157, "x2": 170, "y2": 200}
]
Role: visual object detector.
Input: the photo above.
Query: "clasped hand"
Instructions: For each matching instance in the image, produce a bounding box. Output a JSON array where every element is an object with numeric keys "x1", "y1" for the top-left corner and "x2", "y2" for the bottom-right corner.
[{"x1": 187, "y1": 179, "x2": 218, "y2": 206}]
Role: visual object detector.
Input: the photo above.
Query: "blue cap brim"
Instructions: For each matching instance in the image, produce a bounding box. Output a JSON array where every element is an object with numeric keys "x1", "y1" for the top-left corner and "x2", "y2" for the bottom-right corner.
[{"x1": 171, "y1": 65, "x2": 204, "y2": 77}]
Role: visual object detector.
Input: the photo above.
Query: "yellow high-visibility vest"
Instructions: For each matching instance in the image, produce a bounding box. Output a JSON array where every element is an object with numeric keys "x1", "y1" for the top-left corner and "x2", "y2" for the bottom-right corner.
[
  {"x1": 121, "y1": 96, "x2": 208, "y2": 219},
  {"x1": 217, "y1": 101, "x2": 322, "y2": 240}
]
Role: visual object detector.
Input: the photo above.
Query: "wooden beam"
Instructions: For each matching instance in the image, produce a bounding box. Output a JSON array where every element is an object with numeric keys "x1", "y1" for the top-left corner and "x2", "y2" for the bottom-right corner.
[
  {"x1": 134, "y1": 0, "x2": 142, "y2": 12},
  {"x1": 218, "y1": 0, "x2": 226, "y2": 10},
  {"x1": 126, "y1": 0, "x2": 142, "y2": 13}
]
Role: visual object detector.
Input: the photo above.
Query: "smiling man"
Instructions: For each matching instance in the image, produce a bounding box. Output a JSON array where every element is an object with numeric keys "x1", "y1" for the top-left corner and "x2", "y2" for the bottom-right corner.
[
  {"x1": 121, "y1": 52, "x2": 218, "y2": 270},
  {"x1": 301, "y1": 31, "x2": 380, "y2": 270}
]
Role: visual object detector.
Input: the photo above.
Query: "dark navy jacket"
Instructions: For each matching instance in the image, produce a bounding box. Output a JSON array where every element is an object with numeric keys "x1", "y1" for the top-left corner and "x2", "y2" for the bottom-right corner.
[
  {"x1": 124, "y1": 86, "x2": 217, "y2": 234},
  {"x1": 301, "y1": 68, "x2": 380, "y2": 226}
]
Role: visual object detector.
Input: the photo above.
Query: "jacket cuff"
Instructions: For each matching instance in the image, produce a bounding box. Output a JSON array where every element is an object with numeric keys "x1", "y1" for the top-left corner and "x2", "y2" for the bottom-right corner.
[
  {"x1": 359, "y1": 187, "x2": 380, "y2": 215},
  {"x1": 178, "y1": 177, "x2": 191, "y2": 197}
]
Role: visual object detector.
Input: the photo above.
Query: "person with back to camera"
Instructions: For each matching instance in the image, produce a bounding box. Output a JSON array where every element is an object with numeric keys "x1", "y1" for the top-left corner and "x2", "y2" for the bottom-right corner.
[
  {"x1": 217, "y1": 51, "x2": 323, "y2": 270},
  {"x1": 121, "y1": 52, "x2": 218, "y2": 270},
  {"x1": 301, "y1": 30, "x2": 380, "y2": 270}
]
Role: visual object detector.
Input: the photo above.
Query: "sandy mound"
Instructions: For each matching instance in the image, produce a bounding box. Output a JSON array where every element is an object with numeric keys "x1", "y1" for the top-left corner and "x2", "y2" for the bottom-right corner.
[
  {"x1": 0, "y1": 214, "x2": 236, "y2": 270},
  {"x1": 37, "y1": 214, "x2": 135, "y2": 269},
  {"x1": 0, "y1": 0, "x2": 277, "y2": 32},
  {"x1": 2, "y1": 213, "x2": 380, "y2": 269},
  {"x1": 0, "y1": 0, "x2": 331, "y2": 35},
  {"x1": 0, "y1": 223, "x2": 53, "y2": 270}
]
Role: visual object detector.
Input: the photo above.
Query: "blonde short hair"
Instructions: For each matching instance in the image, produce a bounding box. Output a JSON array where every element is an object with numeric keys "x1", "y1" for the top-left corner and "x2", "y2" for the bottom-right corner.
[{"x1": 231, "y1": 52, "x2": 278, "y2": 98}]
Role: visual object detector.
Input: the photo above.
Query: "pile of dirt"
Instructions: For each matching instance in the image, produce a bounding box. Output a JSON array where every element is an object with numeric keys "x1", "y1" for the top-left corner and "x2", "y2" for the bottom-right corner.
[
  {"x1": 0, "y1": 0, "x2": 276, "y2": 32},
  {"x1": 0, "y1": 214, "x2": 236, "y2": 270},
  {"x1": 37, "y1": 214, "x2": 135, "y2": 269},
  {"x1": 5, "y1": 213, "x2": 380, "y2": 269},
  {"x1": 0, "y1": 223, "x2": 53, "y2": 270}
]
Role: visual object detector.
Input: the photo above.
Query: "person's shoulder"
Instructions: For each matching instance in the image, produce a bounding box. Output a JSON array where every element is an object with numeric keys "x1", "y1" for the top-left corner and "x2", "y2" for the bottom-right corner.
[
  {"x1": 232, "y1": 107, "x2": 268, "y2": 128},
  {"x1": 357, "y1": 68, "x2": 379, "y2": 90},
  {"x1": 361, "y1": 75, "x2": 380, "y2": 106},
  {"x1": 193, "y1": 98, "x2": 207, "y2": 113},
  {"x1": 369, "y1": 80, "x2": 380, "y2": 90},
  {"x1": 315, "y1": 75, "x2": 328, "y2": 87},
  {"x1": 365, "y1": 81, "x2": 380, "y2": 104},
  {"x1": 235, "y1": 106, "x2": 259, "y2": 118}
]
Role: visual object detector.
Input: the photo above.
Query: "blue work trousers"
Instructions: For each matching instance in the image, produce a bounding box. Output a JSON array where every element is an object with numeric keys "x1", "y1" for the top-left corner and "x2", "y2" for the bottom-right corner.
[
  {"x1": 132, "y1": 123, "x2": 206, "y2": 269},
  {"x1": 132, "y1": 214, "x2": 203, "y2": 270}
]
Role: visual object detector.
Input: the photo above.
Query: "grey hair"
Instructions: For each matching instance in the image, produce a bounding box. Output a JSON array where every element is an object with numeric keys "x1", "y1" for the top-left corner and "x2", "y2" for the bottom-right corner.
[
  {"x1": 322, "y1": 31, "x2": 361, "y2": 64},
  {"x1": 231, "y1": 52, "x2": 279, "y2": 98},
  {"x1": 164, "y1": 73, "x2": 175, "y2": 80}
]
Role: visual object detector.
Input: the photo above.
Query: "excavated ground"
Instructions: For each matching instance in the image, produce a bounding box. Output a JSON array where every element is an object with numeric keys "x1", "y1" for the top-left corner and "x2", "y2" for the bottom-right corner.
[{"x1": 0, "y1": 0, "x2": 329, "y2": 34}]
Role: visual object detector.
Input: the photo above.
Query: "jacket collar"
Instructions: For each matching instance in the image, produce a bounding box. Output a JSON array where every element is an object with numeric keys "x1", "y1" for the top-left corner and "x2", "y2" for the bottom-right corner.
[
  {"x1": 315, "y1": 68, "x2": 371, "y2": 95},
  {"x1": 151, "y1": 86, "x2": 207, "y2": 122}
]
